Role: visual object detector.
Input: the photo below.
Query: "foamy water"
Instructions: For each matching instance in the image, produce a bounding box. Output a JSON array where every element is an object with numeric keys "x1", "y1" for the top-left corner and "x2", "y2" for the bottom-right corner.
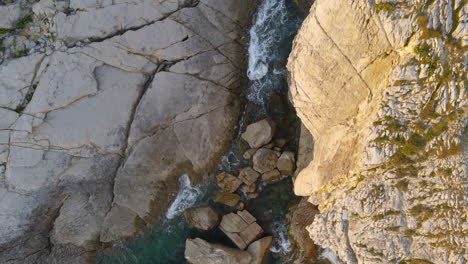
[
  {"x1": 165, "y1": 174, "x2": 203, "y2": 219},
  {"x1": 270, "y1": 219, "x2": 292, "y2": 255},
  {"x1": 246, "y1": 0, "x2": 303, "y2": 105}
]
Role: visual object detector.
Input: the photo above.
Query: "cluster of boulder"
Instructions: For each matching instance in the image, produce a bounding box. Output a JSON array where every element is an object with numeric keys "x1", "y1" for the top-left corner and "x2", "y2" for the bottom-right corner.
[
  {"x1": 184, "y1": 209, "x2": 272, "y2": 264},
  {"x1": 183, "y1": 118, "x2": 297, "y2": 263},
  {"x1": 214, "y1": 119, "x2": 296, "y2": 209}
]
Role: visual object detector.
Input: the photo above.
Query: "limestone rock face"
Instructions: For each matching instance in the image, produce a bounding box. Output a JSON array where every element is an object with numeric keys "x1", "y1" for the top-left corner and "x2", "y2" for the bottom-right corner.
[
  {"x1": 183, "y1": 206, "x2": 220, "y2": 231},
  {"x1": 184, "y1": 238, "x2": 253, "y2": 264},
  {"x1": 288, "y1": 0, "x2": 468, "y2": 263},
  {"x1": 0, "y1": 0, "x2": 256, "y2": 262},
  {"x1": 216, "y1": 172, "x2": 243, "y2": 193}
]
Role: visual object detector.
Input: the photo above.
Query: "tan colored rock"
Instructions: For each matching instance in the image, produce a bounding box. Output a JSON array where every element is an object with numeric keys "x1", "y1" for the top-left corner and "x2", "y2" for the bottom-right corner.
[
  {"x1": 184, "y1": 238, "x2": 252, "y2": 264},
  {"x1": 289, "y1": 0, "x2": 468, "y2": 263},
  {"x1": 220, "y1": 213, "x2": 248, "y2": 233},
  {"x1": 247, "y1": 236, "x2": 273, "y2": 264},
  {"x1": 240, "y1": 183, "x2": 256, "y2": 193},
  {"x1": 183, "y1": 206, "x2": 220, "y2": 231},
  {"x1": 238, "y1": 210, "x2": 256, "y2": 224},
  {"x1": 219, "y1": 211, "x2": 264, "y2": 250},
  {"x1": 261, "y1": 169, "x2": 281, "y2": 183},
  {"x1": 243, "y1": 148, "x2": 258, "y2": 160},
  {"x1": 277, "y1": 151, "x2": 296, "y2": 175},
  {"x1": 252, "y1": 148, "x2": 279, "y2": 173},
  {"x1": 216, "y1": 172, "x2": 242, "y2": 193},
  {"x1": 241, "y1": 119, "x2": 275, "y2": 148},
  {"x1": 239, "y1": 222, "x2": 263, "y2": 245},
  {"x1": 238, "y1": 167, "x2": 260, "y2": 186},
  {"x1": 274, "y1": 138, "x2": 287, "y2": 148},
  {"x1": 213, "y1": 192, "x2": 240, "y2": 208}
]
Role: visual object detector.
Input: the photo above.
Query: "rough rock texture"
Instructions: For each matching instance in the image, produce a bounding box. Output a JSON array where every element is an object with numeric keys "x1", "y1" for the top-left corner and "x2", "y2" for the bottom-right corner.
[
  {"x1": 277, "y1": 151, "x2": 296, "y2": 175},
  {"x1": 185, "y1": 238, "x2": 253, "y2": 264},
  {"x1": 241, "y1": 119, "x2": 276, "y2": 148},
  {"x1": 247, "y1": 236, "x2": 273, "y2": 264},
  {"x1": 183, "y1": 206, "x2": 220, "y2": 231},
  {"x1": 288, "y1": 0, "x2": 467, "y2": 263},
  {"x1": 0, "y1": 0, "x2": 256, "y2": 262},
  {"x1": 219, "y1": 211, "x2": 263, "y2": 250},
  {"x1": 216, "y1": 171, "x2": 243, "y2": 193},
  {"x1": 252, "y1": 148, "x2": 279, "y2": 173}
]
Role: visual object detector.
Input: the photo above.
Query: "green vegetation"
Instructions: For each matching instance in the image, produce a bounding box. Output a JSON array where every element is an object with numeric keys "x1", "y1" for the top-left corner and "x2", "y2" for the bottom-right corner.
[
  {"x1": 400, "y1": 259, "x2": 435, "y2": 264},
  {"x1": 13, "y1": 48, "x2": 29, "y2": 58},
  {"x1": 0, "y1": 28, "x2": 14, "y2": 34},
  {"x1": 15, "y1": 15, "x2": 33, "y2": 30},
  {"x1": 375, "y1": 2, "x2": 398, "y2": 13},
  {"x1": 395, "y1": 179, "x2": 409, "y2": 191},
  {"x1": 372, "y1": 210, "x2": 400, "y2": 221},
  {"x1": 414, "y1": 44, "x2": 439, "y2": 77}
]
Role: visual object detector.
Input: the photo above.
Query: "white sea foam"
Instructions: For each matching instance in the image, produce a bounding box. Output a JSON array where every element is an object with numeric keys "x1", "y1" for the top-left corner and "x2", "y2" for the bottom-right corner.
[
  {"x1": 247, "y1": 0, "x2": 288, "y2": 81},
  {"x1": 270, "y1": 219, "x2": 292, "y2": 255},
  {"x1": 320, "y1": 248, "x2": 345, "y2": 264},
  {"x1": 165, "y1": 174, "x2": 202, "y2": 219}
]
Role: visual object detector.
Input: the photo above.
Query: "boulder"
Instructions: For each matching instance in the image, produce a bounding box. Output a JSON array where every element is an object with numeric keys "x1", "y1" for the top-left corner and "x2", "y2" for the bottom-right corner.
[
  {"x1": 213, "y1": 192, "x2": 240, "y2": 207},
  {"x1": 219, "y1": 211, "x2": 264, "y2": 250},
  {"x1": 262, "y1": 169, "x2": 281, "y2": 183},
  {"x1": 185, "y1": 238, "x2": 252, "y2": 264},
  {"x1": 238, "y1": 167, "x2": 260, "y2": 186},
  {"x1": 240, "y1": 183, "x2": 256, "y2": 193},
  {"x1": 252, "y1": 148, "x2": 279, "y2": 173},
  {"x1": 276, "y1": 151, "x2": 296, "y2": 175},
  {"x1": 216, "y1": 172, "x2": 242, "y2": 193},
  {"x1": 183, "y1": 206, "x2": 220, "y2": 231},
  {"x1": 247, "y1": 236, "x2": 273, "y2": 264},
  {"x1": 241, "y1": 119, "x2": 275, "y2": 148},
  {"x1": 243, "y1": 148, "x2": 258, "y2": 160}
]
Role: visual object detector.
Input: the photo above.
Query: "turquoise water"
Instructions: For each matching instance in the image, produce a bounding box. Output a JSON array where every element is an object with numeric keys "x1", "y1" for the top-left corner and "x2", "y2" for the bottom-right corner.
[{"x1": 97, "y1": 0, "x2": 305, "y2": 263}]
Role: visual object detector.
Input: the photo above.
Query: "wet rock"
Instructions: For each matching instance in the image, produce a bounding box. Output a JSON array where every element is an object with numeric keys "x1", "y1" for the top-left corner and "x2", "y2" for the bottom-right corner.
[
  {"x1": 275, "y1": 138, "x2": 287, "y2": 148},
  {"x1": 252, "y1": 148, "x2": 279, "y2": 173},
  {"x1": 289, "y1": 198, "x2": 320, "y2": 263},
  {"x1": 213, "y1": 192, "x2": 241, "y2": 207},
  {"x1": 264, "y1": 143, "x2": 275, "y2": 149},
  {"x1": 241, "y1": 119, "x2": 275, "y2": 148},
  {"x1": 277, "y1": 151, "x2": 296, "y2": 175},
  {"x1": 183, "y1": 206, "x2": 220, "y2": 231},
  {"x1": 247, "y1": 236, "x2": 273, "y2": 264},
  {"x1": 262, "y1": 169, "x2": 281, "y2": 183},
  {"x1": 238, "y1": 167, "x2": 260, "y2": 186},
  {"x1": 243, "y1": 148, "x2": 258, "y2": 160},
  {"x1": 219, "y1": 211, "x2": 263, "y2": 250},
  {"x1": 240, "y1": 183, "x2": 256, "y2": 193},
  {"x1": 184, "y1": 238, "x2": 252, "y2": 264},
  {"x1": 216, "y1": 172, "x2": 242, "y2": 193}
]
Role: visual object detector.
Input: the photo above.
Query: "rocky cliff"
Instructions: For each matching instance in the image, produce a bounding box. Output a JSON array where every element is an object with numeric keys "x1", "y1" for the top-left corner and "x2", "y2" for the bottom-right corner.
[
  {"x1": 288, "y1": 0, "x2": 467, "y2": 263},
  {"x1": 0, "y1": 0, "x2": 255, "y2": 262}
]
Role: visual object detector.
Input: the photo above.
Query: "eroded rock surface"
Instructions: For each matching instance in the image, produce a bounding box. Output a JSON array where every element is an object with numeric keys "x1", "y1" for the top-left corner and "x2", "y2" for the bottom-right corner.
[
  {"x1": 288, "y1": 0, "x2": 467, "y2": 263},
  {"x1": 0, "y1": 0, "x2": 255, "y2": 262}
]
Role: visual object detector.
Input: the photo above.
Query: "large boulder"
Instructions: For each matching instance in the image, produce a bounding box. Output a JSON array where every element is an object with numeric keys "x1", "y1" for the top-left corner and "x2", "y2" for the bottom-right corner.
[
  {"x1": 183, "y1": 206, "x2": 220, "y2": 231},
  {"x1": 184, "y1": 238, "x2": 252, "y2": 264},
  {"x1": 241, "y1": 119, "x2": 276, "y2": 148},
  {"x1": 0, "y1": 0, "x2": 257, "y2": 261},
  {"x1": 247, "y1": 236, "x2": 273, "y2": 264},
  {"x1": 238, "y1": 167, "x2": 260, "y2": 186},
  {"x1": 219, "y1": 211, "x2": 263, "y2": 250},
  {"x1": 252, "y1": 148, "x2": 279, "y2": 173},
  {"x1": 213, "y1": 192, "x2": 241, "y2": 207},
  {"x1": 276, "y1": 151, "x2": 296, "y2": 175},
  {"x1": 216, "y1": 172, "x2": 242, "y2": 193}
]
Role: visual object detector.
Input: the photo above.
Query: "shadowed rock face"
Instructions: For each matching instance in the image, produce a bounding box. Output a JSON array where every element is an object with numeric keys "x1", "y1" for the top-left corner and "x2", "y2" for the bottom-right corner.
[
  {"x1": 0, "y1": 0, "x2": 256, "y2": 262},
  {"x1": 288, "y1": 0, "x2": 467, "y2": 263}
]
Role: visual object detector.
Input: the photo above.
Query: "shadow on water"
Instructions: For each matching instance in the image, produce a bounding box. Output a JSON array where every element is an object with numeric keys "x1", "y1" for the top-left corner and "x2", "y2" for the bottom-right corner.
[{"x1": 97, "y1": 0, "x2": 306, "y2": 263}]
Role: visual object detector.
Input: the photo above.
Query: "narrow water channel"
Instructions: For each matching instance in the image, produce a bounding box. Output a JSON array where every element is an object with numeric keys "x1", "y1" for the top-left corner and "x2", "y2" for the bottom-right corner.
[{"x1": 96, "y1": 0, "x2": 305, "y2": 263}]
